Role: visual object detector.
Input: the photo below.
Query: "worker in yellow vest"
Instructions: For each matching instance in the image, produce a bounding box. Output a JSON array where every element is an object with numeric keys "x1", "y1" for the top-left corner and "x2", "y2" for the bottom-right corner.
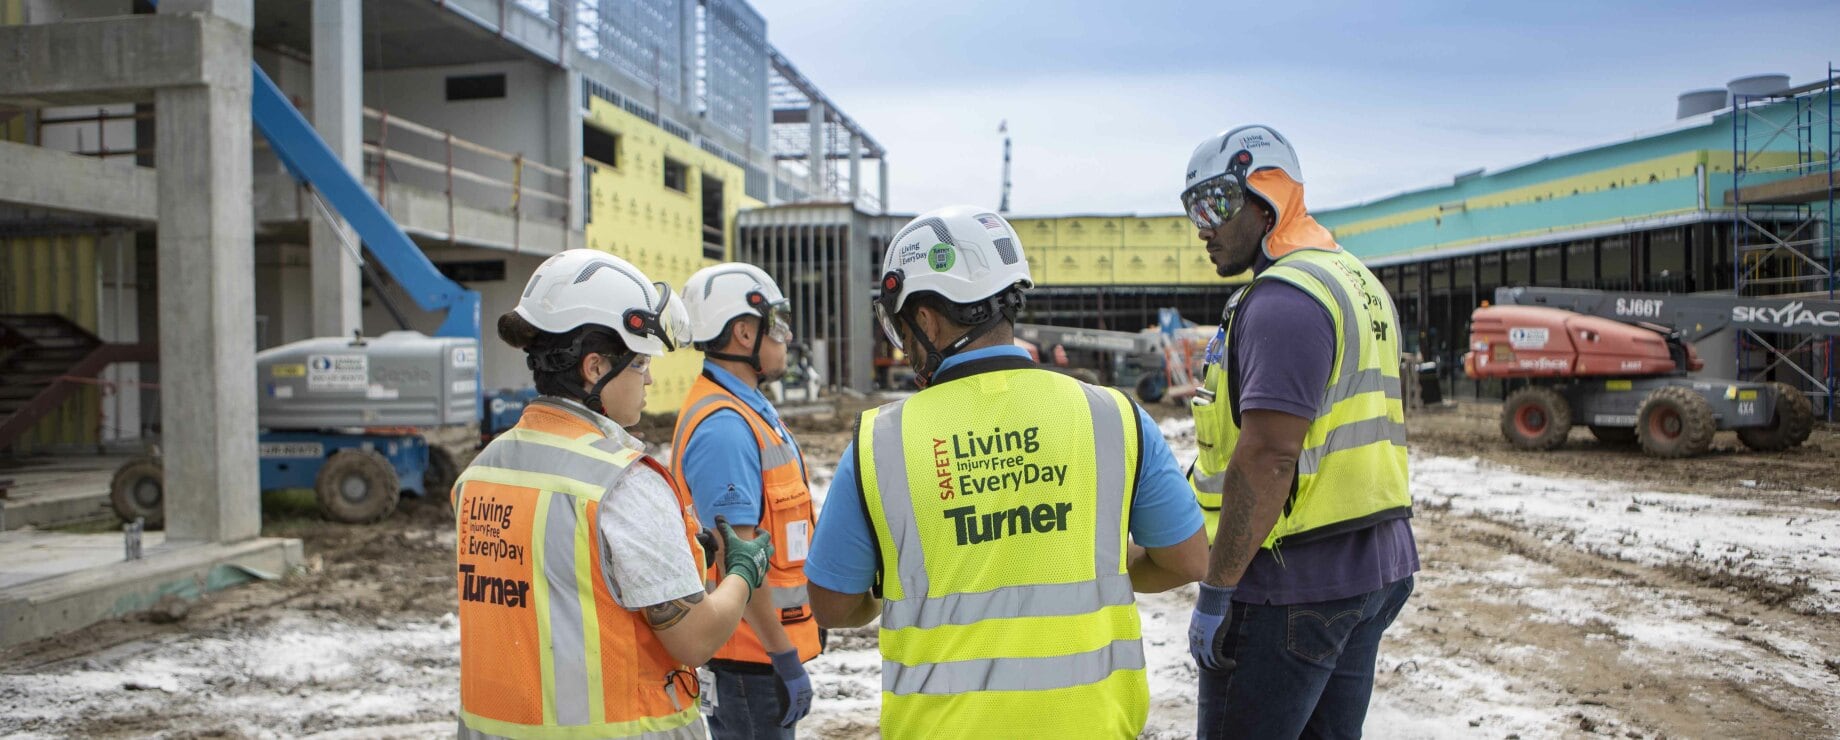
[
  {"x1": 455, "y1": 249, "x2": 774, "y2": 739},
  {"x1": 672, "y1": 263, "x2": 821, "y2": 738},
  {"x1": 1179, "y1": 126, "x2": 1419, "y2": 738},
  {"x1": 805, "y1": 205, "x2": 1210, "y2": 739}
]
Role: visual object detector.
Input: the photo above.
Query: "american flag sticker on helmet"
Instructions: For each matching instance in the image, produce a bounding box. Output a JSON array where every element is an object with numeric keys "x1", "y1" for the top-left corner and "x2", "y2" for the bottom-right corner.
[{"x1": 976, "y1": 214, "x2": 1005, "y2": 232}]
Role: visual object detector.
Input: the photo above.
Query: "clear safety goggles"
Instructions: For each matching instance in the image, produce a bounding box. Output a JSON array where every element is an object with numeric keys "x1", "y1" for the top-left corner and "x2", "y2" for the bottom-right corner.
[
  {"x1": 623, "y1": 282, "x2": 694, "y2": 352},
  {"x1": 1180, "y1": 174, "x2": 1248, "y2": 231},
  {"x1": 874, "y1": 270, "x2": 906, "y2": 350},
  {"x1": 765, "y1": 299, "x2": 794, "y2": 344}
]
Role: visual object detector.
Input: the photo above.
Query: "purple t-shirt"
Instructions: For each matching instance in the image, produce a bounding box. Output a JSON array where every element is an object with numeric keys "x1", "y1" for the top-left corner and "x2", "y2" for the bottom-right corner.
[{"x1": 1227, "y1": 262, "x2": 1419, "y2": 606}]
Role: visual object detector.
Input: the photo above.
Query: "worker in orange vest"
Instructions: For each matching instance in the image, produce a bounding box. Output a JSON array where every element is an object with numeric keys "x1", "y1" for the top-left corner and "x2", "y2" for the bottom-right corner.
[
  {"x1": 672, "y1": 263, "x2": 821, "y2": 738},
  {"x1": 454, "y1": 249, "x2": 774, "y2": 739}
]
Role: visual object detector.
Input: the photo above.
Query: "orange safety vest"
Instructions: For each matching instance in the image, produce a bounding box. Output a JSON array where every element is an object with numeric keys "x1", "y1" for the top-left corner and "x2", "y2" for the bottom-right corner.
[
  {"x1": 670, "y1": 373, "x2": 822, "y2": 664},
  {"x1": 454, "y1": 400, "x2": 705, "y2": 739}
]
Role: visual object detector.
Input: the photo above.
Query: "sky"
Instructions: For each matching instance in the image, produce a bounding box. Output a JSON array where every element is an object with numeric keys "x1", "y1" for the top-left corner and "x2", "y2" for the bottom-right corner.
[{"x1": 752, "y1": 0, "x2": 1840, "y2": 217}]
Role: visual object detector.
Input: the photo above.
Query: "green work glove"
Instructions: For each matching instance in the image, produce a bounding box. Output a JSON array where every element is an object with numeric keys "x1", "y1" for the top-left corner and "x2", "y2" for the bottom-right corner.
[{"x1": 716, "y1": 515, "x2": 773, "y2": 592}]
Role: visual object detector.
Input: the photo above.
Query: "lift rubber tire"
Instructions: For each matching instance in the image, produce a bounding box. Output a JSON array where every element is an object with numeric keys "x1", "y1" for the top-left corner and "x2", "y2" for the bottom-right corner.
[
  {"x1": 109, "y1": 457, "x2": 165, "y2": 529},
  {"x1": 1136, "y1": 373, "x2": 1166, "y2": 404},
  {"x1": 315, "y1": 448, "x2": 401, "y2": 524},
  {"x1": 1736, "y1": 382, "x2": 1815, "y2": 452},
  {"x1": 1636, "y1": 386, "x2": 1717, "y2": 458},
  {"x1": 1588, "y1": 425, "x2": 1639, "y2": 447},
  {"x1": 424, "y1": 443, "x2": 460, "y2": 499},
  {"x1": 1500, "y1": 386, "x2": 1572, "y2": 450}
]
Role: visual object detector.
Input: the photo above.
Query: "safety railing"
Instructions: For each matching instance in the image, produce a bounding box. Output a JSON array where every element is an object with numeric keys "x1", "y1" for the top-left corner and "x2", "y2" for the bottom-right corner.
[
  {"x1": 34, "y1": 107, "x2": 152, "y2": 160},
  {"x1": 362, "y1": 107, "x2": 571, "y2": 250}
]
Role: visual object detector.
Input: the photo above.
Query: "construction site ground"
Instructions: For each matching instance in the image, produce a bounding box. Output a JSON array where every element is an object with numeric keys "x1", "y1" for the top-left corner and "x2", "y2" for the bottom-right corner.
[{"x1": 3, "y1": 399, "x2": 1837, "y2": 739}]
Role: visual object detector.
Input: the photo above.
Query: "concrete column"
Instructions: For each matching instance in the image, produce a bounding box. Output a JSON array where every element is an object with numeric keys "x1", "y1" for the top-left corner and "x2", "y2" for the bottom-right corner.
[
  {"x1": 878, "y1": 157, "x2": 889, "y2": 214},
  {"x1": 845, "y1": 212, "x2": 873, "y2": 392},
  {"x1": 309, "y1": 0, "x2": 362, "y2": 338},
  {"x1": 157, "y1": 0, "x2": 260, "y2": 544},
  {"x1": 807, "y1": 99, "x2": 825, "y2": 198},
  {"x1": 848, "y1": 133, "x2": 861, "y2": 208},
  {"x1": 550, "y1": 67, "x2": 584, "y2": 232}
]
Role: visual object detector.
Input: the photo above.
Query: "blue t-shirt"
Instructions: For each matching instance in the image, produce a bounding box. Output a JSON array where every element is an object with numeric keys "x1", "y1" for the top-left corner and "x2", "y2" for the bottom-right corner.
[
  {"x1": 1228, "y1": 260, "x2": 1419, "y2": 605},
  {"x1": 679, "y1": 363, "x2": 804, "y2": 529},
  {"x1": 805, "y1": 345, "x2": 1206, "y2": 595}
]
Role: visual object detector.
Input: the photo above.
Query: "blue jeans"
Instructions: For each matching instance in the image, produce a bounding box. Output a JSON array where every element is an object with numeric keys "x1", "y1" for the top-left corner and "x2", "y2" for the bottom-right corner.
[
  {"x1": 705, "y1": 666, "x2": 796, "y2": 740},
  {"x1": 1197, "y1": 576, "x2": 1415, "y2": 740}
]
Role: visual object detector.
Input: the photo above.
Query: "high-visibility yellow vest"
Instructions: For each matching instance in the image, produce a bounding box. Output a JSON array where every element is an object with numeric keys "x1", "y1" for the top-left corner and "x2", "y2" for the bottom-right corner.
[
  {"x1": 454, "y1": 400, "x2": 705, "y2": 739},
  {"x1": 856, "y1": 360, "x2": 1148, "y2": 739},
  {"x1": 1188, "y1": 248, "x2": 1411, "y2": 548},
  {"x1": 670, "y1": 373, "x2": 822, "y2": 664}
]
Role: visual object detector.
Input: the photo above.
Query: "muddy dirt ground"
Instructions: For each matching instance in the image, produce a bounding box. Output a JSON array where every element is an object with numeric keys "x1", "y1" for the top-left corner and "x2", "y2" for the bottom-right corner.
[
  {"x1": 1405, "y1": 401, "x2": 1840, "y2": 510},
  {"x1": 2, "y1": 399, "x2": 1837, "y2": 738}
]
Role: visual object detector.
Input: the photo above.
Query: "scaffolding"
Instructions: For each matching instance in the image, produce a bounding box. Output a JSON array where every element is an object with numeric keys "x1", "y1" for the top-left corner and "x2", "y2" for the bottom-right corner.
[
  {"x1": 1730, "y1": 65, "x2": 1839, "y2": 419},
  {"x1": 768, "y1": 48, "x2": 887, "y2": 212}
]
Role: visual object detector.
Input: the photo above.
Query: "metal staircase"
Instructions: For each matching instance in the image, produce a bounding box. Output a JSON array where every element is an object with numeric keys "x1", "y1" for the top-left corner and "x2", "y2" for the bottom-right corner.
[{"x1": 0, "y1": 314, "x2": 156, "y2": 452}]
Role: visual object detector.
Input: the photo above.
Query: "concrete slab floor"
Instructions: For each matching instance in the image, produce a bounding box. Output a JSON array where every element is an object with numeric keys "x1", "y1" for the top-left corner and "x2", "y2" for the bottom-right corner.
[
  {"x1": 0, "y1": 455, "x2": 127, "y2": 531},
  {"x1": 0, "y1": 528, "x2": 160, "y2": 591},
  {"x1": 0, "y1": 534, "x2": 302, "y2": 649}
]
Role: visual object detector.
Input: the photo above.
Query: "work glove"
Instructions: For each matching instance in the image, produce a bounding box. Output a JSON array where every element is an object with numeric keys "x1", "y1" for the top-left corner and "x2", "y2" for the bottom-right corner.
[
  {"x1": 1187, "y1": 583, "x2": 1237, "y2": 672},
  {"x1": 768, "y1": 648, "x2": 813, "y2": 728},
  {"x1": 716, "y1": 516, "x2": 773, "y2": 592},
  {"x1": 695, "y1": 529, "x2": 719, "y2": 570}
]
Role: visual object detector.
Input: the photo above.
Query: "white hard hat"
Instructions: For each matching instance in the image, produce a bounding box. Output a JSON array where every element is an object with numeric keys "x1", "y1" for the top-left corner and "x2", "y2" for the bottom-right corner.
[
  {"x1": 1180, "y1": 124, "x2": 1302, "y2": 231},
  {"x1": 682, "y1": 263, "x2": 790, "y2": 345},
  {"x1": 875, "y1": 206, "x2": 1032, "y2": 383},
  {"x1": 876, "y1": 204, "x2": 1032, "y2": 317},
  {"x1": 512, "y1": 249, "x2": 689, "y2": 357}
]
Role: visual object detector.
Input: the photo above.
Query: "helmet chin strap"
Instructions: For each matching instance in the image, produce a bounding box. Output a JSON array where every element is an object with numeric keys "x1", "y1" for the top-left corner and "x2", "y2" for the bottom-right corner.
[
  {"x1": 703, "y1": 313, "x2": 773, "y2": 385},
  {"x1": 900, "y1": 292, "x2": 1019, "y2": 388},
  {"x1": 581, "y1": 352, "x2": 637, "y2": 416}
]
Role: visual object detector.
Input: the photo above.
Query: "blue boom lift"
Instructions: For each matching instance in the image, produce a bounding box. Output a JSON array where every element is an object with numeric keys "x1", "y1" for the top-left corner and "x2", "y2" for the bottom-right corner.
[{"x1": 110, "y1": 51, "x2": 522, "y2": 526}]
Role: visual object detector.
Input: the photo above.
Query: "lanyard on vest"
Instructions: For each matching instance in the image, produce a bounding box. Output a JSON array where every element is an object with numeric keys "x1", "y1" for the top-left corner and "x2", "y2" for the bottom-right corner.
[{"x1": 1220, "y1": 281, "x2": 1269, "y2": 429}]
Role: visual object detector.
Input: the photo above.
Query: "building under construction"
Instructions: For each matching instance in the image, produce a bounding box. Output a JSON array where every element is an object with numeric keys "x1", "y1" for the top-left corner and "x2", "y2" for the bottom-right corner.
[{"x1": 0, "y1": 0, "x2": 883, "y2": 647}]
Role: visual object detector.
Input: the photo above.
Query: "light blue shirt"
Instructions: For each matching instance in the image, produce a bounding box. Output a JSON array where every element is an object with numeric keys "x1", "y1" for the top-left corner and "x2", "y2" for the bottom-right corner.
[
  {"x1": 679, "y1": 362, "x2": 803, "y2": 529},
  {"x1": 805, "y1": 345, "x2": 1206, "y2": 595}
]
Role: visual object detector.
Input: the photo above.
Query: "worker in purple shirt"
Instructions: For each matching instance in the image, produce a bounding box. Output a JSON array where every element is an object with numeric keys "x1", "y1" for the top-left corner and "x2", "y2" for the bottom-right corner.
[{"x1": 1179, "y1": 125, "x2": 1419, "y2": 739}]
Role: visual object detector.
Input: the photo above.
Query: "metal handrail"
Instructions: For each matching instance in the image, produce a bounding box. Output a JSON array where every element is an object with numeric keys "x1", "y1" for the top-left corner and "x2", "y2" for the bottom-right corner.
[{"x1": 361, "y1": 107, "x2": 571, "y2": 248}]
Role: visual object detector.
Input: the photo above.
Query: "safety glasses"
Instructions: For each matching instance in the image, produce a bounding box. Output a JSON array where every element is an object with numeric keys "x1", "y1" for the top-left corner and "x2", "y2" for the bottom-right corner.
[
  {"x1": 742, "y1": 290, "x2": 794, "y2": 345},
  {"x1": 623, "y1": 282, "x2": 694, "y2": 352},
  {"x1": 1180, "y1": 174, "x2": 1247, "y2": 231}
]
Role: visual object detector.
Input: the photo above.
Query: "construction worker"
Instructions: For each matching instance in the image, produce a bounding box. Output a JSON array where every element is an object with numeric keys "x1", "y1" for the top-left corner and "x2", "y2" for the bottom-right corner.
[
  {"x1": 1179, "y1": 125, "x2": 1419, "y2": 738},
  {"x1": 455, "y1": 249, "x2": 774, "y2": 739},
  {"x1": 671, "y1": 264, "x2": 820, "y2": 739},
  {"x1": 805, "y1": 205, "x2": 1211, "y2": 739}
]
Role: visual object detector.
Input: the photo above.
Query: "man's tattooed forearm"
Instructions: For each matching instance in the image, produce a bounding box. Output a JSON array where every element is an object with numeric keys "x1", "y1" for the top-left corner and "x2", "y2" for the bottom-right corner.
[
  {"x1": 1206, "y1": 466, "x2": 1257, "y2": 587},
  {"x1": 644, "y1": 591, "x2": 705, "y2": 630}
]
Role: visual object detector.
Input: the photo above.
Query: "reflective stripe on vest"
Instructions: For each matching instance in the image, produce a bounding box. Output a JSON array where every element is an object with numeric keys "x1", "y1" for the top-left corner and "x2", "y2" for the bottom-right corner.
[
  {"x1": 675, "y1": 392, "x2": 804, "y2": 474},
  {"x1": 670, "y1": 374, "x2": 822, "y2": 665},
  {"x1": 858, "y1": 369, "x2": 1148, "y2": 739},
  {"x1": 1188, "y1": 249, "x2": 1411, "y2": 547},
  {"x1": 457, "y1": 402, "x2": 705, "y2": 739}
]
